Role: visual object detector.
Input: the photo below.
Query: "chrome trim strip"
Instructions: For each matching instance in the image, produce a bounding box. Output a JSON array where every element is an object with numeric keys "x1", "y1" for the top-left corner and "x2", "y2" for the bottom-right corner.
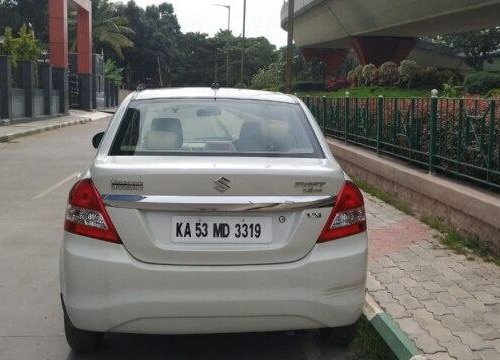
[{"x1": 102, "y1": 194, "x2": 335, "y2": 212}]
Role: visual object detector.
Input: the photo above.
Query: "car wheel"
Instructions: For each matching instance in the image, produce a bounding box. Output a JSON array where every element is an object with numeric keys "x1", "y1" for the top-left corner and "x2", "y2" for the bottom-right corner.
[
  {"x1": 320, "y1": 321, "x2": 358, "y2": 346},
  {"x1": 64, "y1": 309, "x2": 103, "y2": 353}
]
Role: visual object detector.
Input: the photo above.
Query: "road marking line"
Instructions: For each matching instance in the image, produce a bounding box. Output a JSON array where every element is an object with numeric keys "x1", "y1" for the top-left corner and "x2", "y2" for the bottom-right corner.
[{"x1": 33, "y1": 172, "x2": 78, "y2": 200}]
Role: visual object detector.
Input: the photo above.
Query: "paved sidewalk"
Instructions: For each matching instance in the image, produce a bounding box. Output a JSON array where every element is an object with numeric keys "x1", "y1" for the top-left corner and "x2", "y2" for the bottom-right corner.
[
  {"x1": 365, "y1": 193, "x2": 500, "y2": 360},
  {"x1": 0, "y1": 110, "x2": 111, "y2": 143}
]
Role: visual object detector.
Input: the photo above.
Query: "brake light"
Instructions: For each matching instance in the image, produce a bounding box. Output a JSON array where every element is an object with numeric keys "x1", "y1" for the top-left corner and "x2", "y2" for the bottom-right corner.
[
  {"x1": 64, "y1": 179, "x2": 122, "y2": 243},
  {"x1": 318, "y1": 180, "x2": 366, "y2": 242}
]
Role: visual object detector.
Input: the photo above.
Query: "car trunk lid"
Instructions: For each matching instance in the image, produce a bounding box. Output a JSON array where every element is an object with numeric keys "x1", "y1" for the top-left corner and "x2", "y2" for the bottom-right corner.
[{"x1": 92, "y1": 156, "x2": 344, "y2": 265}]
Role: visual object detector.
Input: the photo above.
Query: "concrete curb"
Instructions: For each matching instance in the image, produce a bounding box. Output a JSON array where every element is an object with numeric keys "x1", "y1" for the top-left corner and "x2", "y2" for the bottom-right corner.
[
  {"x1": 364, "y1": 293, "x2": 425, "y2": 360},
  {"x1": 0, "y1": 117, "x2": 92, "y2": 143}
]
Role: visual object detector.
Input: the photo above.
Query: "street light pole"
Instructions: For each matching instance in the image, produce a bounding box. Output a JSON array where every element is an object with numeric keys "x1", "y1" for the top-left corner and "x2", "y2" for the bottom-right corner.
[
  {"x1": 285, "y1": 0, "x2": 295, "y2": 93},
  {"x1": 214, "y1": 4, "x2": 231, "y2": 86},
  {"x1": 240, "y1": 0, "x2": 246, "y2": 86}
]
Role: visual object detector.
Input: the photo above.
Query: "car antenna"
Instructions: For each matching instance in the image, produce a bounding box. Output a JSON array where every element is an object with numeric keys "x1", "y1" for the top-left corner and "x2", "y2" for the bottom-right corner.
[{"x1": 211, "y1": 82, "x2": 220, "y2": 100}]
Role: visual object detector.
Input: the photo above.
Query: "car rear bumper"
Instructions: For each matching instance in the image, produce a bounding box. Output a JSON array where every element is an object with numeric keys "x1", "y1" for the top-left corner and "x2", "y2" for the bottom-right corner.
[{"x1": 60, "y1": 232, "x2": 368, "y2": 334}]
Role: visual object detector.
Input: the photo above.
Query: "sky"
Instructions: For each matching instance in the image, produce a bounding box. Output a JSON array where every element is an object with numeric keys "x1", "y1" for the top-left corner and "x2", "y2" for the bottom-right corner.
[{"x1": 118, "y1": 0, "x2": 288, "y2": 47}]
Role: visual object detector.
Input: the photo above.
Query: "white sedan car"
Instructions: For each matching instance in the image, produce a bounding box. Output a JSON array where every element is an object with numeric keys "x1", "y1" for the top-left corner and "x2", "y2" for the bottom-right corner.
[{"x1": 60, "y1": 88, "x2": 368, "y2": 353}]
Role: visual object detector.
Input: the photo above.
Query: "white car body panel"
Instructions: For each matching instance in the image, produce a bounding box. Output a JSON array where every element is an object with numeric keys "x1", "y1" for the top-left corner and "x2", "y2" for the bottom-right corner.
[
  {"x1": 61, "y1": 232, "x2": 367, "y2": 334},
  {"x1": 60, "y1": 88, "x2": 368, "y2": 335}
]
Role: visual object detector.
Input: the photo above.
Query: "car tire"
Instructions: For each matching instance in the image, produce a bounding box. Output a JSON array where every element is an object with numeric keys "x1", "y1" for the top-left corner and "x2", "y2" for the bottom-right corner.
[
  {"x1": 320, "y1": 321, "x2": 358, "y2": 346},
  {"x1": 64, "y1": 309, "x2": 103, "y2": 353}
]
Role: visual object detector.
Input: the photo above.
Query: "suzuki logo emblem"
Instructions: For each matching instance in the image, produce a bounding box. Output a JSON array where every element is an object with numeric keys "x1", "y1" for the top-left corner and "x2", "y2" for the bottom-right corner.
[{"x1": 213, "y1": 177, "x2": 231, "y2": 193}]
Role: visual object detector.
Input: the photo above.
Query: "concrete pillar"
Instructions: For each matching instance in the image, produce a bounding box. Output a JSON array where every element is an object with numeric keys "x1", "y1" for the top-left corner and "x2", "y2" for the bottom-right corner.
[
  {"x1": 40, "y1": 63, "x2": 53, "y2": 115},
  {"x1": 0, "y1": 56, "x2": 13, "y2": 121},
  {"x1": 49, "y1": 0, "x2": 68, "y2": 70},
  {"x1": 77, "y1": 5, "x2": 92, "y2": 110},
  {"x1": 49, "y1": 0, "x2": 69, "y2": 114},
  {"x1": 350, "y1": 37, "x2": 416, "y2": 66},
  {"x1": 302, "y1": 48, "x2": 349, "y2": 79},
  {"x1": 19, "y1": 60, "x2": 35, "y2": 118}
]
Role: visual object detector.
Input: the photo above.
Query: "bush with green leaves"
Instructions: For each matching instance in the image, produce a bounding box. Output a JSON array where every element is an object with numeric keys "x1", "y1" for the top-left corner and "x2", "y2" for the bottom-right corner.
[
  {"x1": 251, "y1": 61, "x2": 283, "y2": 90},
  {"x1": 486, "y1": 88, "x2": 500, "y2": 98},
  {"x1": 464, "y1": 71, "x2": 500, "y2": 95},
  {"x1": 413, "y1": 67, "x2": 441, "y2": 89},
  {"x1": 440, "y1": 69, "x2": 461, "y2": 86},
  {"x1": 14, "y1": 24, "x2": 39, "y2": 61},
  {"x1": 104, "y1": 59, "x2": 124, "y2": 86},
  {"x1": 0, "y1": 25, "x2": 40, "y2": 64},
  {"x1": 398, "y1": 60, "x2": 418, "y2": 88},
  {"x1": 442, "y1": 83, "x2": 464, "y2": 98}
]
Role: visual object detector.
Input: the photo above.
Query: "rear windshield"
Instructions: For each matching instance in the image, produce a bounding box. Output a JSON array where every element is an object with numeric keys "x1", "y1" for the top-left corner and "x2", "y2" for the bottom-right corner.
[{"x1": 109, "y1": 98, "x2": 324, "y2": 158}]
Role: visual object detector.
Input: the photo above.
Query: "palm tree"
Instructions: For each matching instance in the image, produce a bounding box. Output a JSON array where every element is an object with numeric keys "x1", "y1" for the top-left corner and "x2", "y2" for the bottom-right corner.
[
  {"x1": 92, "y1": 0, "x2": 134, "y2": 60},
  {"x1": 70, "y1": 0, "x2": 134, "y2": 60}
]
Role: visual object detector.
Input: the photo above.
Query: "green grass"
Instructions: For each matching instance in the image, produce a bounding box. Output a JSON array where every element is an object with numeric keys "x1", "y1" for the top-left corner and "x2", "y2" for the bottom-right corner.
[
  {"x1": 354, "y1": 178, "x2": 414, "y2": 216},
  {"x1": 421, "y1": 216, "x2": 500, "y2": 266},
  {"x1": 347, "y1": 316, "x2": 395, "y2": 360},
  {"x1": 298, "y1": 86, "x2": 430, "y2": 98}
]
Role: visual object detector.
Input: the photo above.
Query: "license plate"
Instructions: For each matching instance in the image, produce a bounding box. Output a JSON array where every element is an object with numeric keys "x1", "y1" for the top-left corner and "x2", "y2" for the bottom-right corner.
[{"x1": 172, "y1": 216, "x2": 272, "y2": 244}]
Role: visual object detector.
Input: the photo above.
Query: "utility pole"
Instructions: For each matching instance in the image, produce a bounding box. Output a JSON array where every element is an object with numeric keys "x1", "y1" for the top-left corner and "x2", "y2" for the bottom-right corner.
[
  {"x1": 214, "y1": 4, "x2": 231, "y2": 87},
  {"x1": 285, "y1": 0, "x2": 295, "y2": 93},
  {"x1": 240, "y1": 0, "x2": 246, "y2": 86}
]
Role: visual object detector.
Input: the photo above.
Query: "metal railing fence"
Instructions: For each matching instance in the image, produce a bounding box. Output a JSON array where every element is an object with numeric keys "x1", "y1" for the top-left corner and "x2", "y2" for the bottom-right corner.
[{"x1": 302, "y1": 95, "x2": 500, "y2": 192}]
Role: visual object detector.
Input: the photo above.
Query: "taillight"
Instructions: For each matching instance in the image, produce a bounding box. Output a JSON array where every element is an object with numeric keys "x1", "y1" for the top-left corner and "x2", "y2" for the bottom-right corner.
[
  {"x1": 64, "y1": 179, "x2": 122, "y2": 244},
  {"x1": 318, "y1": 180, "x2": 366, "y2": 242}
]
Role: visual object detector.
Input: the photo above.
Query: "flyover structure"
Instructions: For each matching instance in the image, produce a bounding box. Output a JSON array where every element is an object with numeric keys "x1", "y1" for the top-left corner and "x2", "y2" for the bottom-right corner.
[{"x1": 281, "y1": 0, "x2": 500, "y2": 76}]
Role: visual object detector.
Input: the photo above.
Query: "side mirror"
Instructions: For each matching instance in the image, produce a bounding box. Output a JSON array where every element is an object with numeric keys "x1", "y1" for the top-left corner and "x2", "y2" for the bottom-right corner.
[{"x1": 92, "y1": 132, "x2": 105, "y2": 149}]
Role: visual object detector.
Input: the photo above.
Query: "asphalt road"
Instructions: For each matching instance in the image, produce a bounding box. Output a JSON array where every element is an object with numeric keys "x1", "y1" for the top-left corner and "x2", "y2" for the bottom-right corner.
[{"x1": 0, "y1": 118, "x2": 359, "y2": 360}]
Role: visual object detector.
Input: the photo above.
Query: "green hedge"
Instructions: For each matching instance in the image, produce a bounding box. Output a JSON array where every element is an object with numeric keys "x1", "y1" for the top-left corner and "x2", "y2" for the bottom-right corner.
[{"x1": 464, "y1": 72, "x2": 500, "y2": 95}]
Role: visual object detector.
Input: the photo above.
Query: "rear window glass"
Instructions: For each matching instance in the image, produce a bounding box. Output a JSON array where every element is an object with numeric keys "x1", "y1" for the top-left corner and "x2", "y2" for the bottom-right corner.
[{"x1": 109, "y1": 98, "x2": 323, "y2": 158}]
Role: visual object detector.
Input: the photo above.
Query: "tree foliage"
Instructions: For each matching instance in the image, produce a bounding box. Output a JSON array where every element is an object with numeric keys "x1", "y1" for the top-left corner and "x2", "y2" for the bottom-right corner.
[
  {"x1": 91, "y1": 0, "x2": 135, "y2": 60},
  {"x1": 427, "y1": 27, "x2": 500, "y2": 71},
  {"x1": 0, "y1": 0, "x2": 49, "y2": 43},
  {"x1": 0, "y1": 0, "x2": 279, "y2": 89},
  {"x1": 251, "y1": 58, "x2": 284, "y2": 90}
]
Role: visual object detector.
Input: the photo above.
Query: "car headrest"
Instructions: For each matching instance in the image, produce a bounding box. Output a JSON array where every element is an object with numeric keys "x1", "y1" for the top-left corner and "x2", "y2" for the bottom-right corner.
[
  {"x1": 145, "y1": 118, "x2": 183, "y2": 150},
  {"x1": 265, "y1": 119, "x2": 291, "y2": 152},
  {"x1": 236, "y1": 121, "x2": 267, "y2": 152}
]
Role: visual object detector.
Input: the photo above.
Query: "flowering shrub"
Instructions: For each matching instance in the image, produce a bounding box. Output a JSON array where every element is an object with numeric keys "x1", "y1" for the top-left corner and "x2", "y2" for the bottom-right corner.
[
  {"x1": 347, "y1": 69, "x2": 357, "y2": 86},
  {"x1": 347, "y1": 65, "x2": 364, "y2": 87},
  {"x1": 325, "y1": 77, "x2": 350, "y2": 91},
  {"x1": 398, "y1": 60, "x2": 418, "y2": 88},
  {"x1": 362, "y1": 64, "x2": 378, "y2": 86},
  {"x1": 378, "y1": 62, "x2": 400, "y2": 86}
]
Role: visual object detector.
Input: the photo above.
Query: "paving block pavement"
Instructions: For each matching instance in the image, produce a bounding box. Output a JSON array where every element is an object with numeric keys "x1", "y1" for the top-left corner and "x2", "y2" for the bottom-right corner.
[{"x1": 365, "y1": 193, "x2": 500, "y2": 359}]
